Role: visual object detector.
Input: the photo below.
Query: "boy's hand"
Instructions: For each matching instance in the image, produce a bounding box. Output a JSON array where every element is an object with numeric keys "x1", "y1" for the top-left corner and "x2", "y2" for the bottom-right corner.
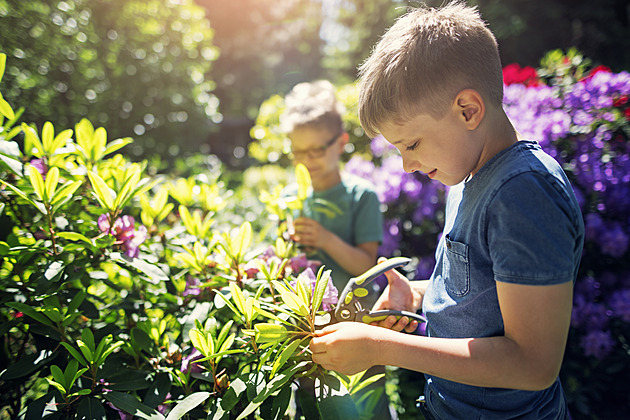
[
  {"x1": 371, "y1": 257, "x2": 425, "y2": 333},
  {"x1": 291, "y1": 217, "x2": 329, "y2": 250},
  {"x1": 310, "y1": 323, "x2": 380, "y2": 375}
]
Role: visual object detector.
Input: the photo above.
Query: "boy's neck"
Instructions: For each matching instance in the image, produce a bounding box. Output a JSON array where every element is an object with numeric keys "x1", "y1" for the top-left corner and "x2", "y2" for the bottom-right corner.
[
  {"x1": 312, "y1": 171, "x2": 342, "y2": 192},
  {"x1": 471, "y1": 108, "x2": 519, "y2": 178}
]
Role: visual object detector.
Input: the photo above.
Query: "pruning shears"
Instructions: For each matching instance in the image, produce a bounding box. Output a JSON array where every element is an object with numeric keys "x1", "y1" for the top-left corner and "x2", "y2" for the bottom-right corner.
[{"x1": 317, "y1": 257, "x2": 426, "y2": 331}]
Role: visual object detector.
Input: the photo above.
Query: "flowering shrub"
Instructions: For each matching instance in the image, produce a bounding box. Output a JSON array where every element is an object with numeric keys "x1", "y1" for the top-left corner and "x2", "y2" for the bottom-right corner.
[{"x1": 0, "y1": 52, "x2": 382, "y2": 419}]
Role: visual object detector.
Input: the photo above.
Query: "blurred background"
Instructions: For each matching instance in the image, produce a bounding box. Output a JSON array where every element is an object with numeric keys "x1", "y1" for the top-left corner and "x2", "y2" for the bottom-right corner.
[{"x1": 1, "y1": 0, "x2": 629, "y2": 168}]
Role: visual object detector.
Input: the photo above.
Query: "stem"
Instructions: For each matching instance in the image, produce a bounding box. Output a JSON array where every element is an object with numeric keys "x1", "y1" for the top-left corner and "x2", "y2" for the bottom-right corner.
[{"x1": 45, "y1": 203, "x2": 58, "y2": 256}]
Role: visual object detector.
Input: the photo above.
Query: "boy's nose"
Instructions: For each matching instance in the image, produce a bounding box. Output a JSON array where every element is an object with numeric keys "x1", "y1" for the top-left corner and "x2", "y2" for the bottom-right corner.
[{"x1": 401, "y1": 156, "x2": 421, "y2": 173}]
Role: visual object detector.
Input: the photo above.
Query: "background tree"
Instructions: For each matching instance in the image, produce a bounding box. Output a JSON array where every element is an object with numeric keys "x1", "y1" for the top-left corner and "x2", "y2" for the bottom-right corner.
[
  {"x1": 0, "y1": 0, "x2": 218, "y2": 160},
  {"x1": 194, "y1": 0, "x2": 326, "y2": 166}
]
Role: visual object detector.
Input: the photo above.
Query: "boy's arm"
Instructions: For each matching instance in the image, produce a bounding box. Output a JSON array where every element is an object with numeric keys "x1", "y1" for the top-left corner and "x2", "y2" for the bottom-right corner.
[
  {"x1": 311, "y1": 280, "x2": 572, "y2": 391},
  {"x1": 292, "y1": 217, "x2": 378, "y2": 275}
]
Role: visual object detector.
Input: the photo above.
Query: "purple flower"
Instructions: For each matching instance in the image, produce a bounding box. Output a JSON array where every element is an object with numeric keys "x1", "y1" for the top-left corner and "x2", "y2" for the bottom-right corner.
[
  {"x1": 30, "y1": 158, "x2": 47, "y2": 179},
  {"x1": 580, "y1": 329, "x2": 615, "y2": 359},
  {"x1": 98, "y1": 214, "x2": 148, "y2": 258},
  {"x1": 608, "y1": 288, "x2": 630, "y2": 323},
  {"x1": 183, "y1": 275, "x2": 201, "y2": 297},
  {"x1": 290, "y1": 267, "x2": 338, "y2": 311},
  {"x1": 181, "y1": 348, "x2": 204, "y2": 375}
]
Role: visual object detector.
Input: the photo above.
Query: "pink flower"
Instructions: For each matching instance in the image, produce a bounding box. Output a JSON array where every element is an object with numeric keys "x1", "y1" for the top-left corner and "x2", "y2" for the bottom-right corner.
[
  {"x1": 30, "y1": 158, "x2": 47, "y2": 179},
  {"x1": 290, "y1": 267, "x2": 338, "y2": 311},
  {"x1": 98, "y1": 214, "x2": 147, "y2": 258}
]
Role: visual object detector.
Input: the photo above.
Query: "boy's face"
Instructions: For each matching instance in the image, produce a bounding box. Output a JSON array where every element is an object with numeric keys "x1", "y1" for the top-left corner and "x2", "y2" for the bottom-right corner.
[
  {"x1": 379, "y1": 107, "x2": 484, "y2": 186},
  {"x1": 289, "y1": 126, "x2": 344, "y2": 186}
]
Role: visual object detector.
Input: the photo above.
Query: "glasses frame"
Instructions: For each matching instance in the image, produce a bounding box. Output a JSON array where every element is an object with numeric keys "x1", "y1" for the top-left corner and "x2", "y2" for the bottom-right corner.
[{"x1": 288, "y1": 132, "x2": 341, "y2": 161}]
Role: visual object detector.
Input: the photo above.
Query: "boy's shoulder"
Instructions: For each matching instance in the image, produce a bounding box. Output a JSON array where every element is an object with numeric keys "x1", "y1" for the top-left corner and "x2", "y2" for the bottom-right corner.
[
  {"x1": 483, "y1": 140, "x2": 566, "y2": 184},
  {"x1": 340, "y1": 172, "x2": 379, "y2": 197}
]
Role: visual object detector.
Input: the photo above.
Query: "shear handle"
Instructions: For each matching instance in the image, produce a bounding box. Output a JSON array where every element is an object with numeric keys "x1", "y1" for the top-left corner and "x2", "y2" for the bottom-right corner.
[{"x1": 359, "y1": 310, "x2": 426, "y2": 325}]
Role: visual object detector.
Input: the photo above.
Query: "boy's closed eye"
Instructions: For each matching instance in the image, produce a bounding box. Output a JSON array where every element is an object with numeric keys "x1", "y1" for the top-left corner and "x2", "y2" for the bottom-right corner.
[{"x1": 406, "y1": 141, "x2": 420, "y2": 151}]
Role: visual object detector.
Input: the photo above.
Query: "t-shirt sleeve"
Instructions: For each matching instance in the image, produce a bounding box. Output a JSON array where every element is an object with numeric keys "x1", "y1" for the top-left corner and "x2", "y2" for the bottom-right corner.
[
  {"x1": 353, "y1": 188, "x2": 384, "y2": 245},
  {"x1": 488, "y1": 172, "x2": 582, "y2": 285}
]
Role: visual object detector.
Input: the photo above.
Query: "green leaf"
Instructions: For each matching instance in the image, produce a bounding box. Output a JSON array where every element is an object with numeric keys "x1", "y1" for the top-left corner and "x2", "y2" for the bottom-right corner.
[
  {"x1": 76, "y1": 397, "x2": 107, "y2": 420},
  {"x1": 237, "y1": 362, "x2": 309, "y2": 419},
  {"x1": 229, "y1": 282, "x2": 246, "y2": 316},
  {"x1": 50, "y1": 179, "x2": 82, "y2": 208},
  {"x1": 271, "y1": 337, "x2": 303, "y2": 377},
  {"x1": 164, "y1": 392, "x2": 211, "y2": 420},
  {"x1": 189, "y1": 328, "x2": 212, "y2": 357},
  {"x1": 113, "y1": 167, "x2": 140, "y2": 209},
  {"x1": 220, "y1": 377, "x2": 247, "y2": 412},
  {"x1": 22, "y1": 123, "x2": 44, "y2": 157},
  {"x1": 42, "y1": 122, "x2": 54, "y2": 152},
  {"x1": 0, "y1": 92, "x2": 14, "y2": 120},
  {"x1": 44, "y1": 167, "x2": 60, "y2": 203},
  {"x1": 216, "y1": 320, "x2": 234, "y2": 350},
  {"x1": 82, "y1": 328, "x2": 96, "y2": 351},
  {"x1": 28, "y1": 165, "x2": 46, "y2": 202},
  {"x1": 295, "y1": 163, "x2": 311, "y2": 202},
  {"x1": 318, "y1": 394, "x2": 360, "y2": 420},
  {"x1": 279, "y1": 289, "x2": 309, "y2": 317},
  {"x1": 104, "y1": 391, "x2": 165, "y2": 420},
  {"x1": 312, "y1": 268, "x2": 332, "y2": 314},
  {"x1": 5, "y1": 302, "x2": 54, "y2": 327},
  {"x1": 87, "y1": 171, "x2": 114, "y2": 211},
  {"x1": 60, "y1": 342, "x2": 88, "y2": 367},
  {"x1": 49, "y1": 365, "x2": 67, "y2": 393},
  {"x1": 253, "y1": 323, "x2": 289, "y2": 344},
  {"x1": 0, "y1": 53, "x2": 6, "y2": 81},
  {"x1": 103, "y1": 137, "x2": 133, "y2": 156},
  {"x1": 92, "y1": 127, "x2": 107, "y2": 161},
  {"x1": 0, "y1": 179, "x2": 45, "y2": 213}
]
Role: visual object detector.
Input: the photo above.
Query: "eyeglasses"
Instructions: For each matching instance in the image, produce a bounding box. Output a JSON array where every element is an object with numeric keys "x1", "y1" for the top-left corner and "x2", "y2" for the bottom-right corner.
[{"x1": 288, "y1": 133, "x2": 340, "y2": 160}]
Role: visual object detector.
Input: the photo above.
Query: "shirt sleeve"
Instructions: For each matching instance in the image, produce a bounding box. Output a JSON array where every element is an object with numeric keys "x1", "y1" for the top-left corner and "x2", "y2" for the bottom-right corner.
[{"x1": 487, "y1": 172, "x2": 582, "y2": 285}]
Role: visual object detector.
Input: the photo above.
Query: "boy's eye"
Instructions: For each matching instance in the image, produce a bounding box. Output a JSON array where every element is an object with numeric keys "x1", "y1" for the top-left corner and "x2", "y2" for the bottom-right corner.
[{"x1": 406, "y1": 141, "x2": 419, "y2": 151}]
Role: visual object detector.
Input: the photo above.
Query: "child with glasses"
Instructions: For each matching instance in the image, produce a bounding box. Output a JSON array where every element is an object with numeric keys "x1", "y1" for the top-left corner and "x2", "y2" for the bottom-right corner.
[
  {"x1": 309, "y1": 3, "x2": 584, "y2": 419},
  {"x1": 282, "y1": 80, "x2": 392, "y2": 418},
  {"x1": 281, "y1": 79, "x2": 384, "y2": 295}
]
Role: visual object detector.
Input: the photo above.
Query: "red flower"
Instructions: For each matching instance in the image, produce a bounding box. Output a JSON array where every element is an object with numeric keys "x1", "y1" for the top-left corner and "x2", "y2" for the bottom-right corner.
[
  {"x1": 613, "y1": 95, "x2": 628, "y2": 108},
  {"x1": 584, "y1": 65, "x2": 612, "y2": 80},
  {"x1": 502, "y1": 63, "x2": 540, "y2": 87}
]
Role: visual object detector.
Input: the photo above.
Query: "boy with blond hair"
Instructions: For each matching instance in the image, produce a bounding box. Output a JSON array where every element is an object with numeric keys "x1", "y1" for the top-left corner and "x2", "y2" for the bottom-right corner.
[{"x1": 310, "y1": 3, "x2": 584, "y2": 419}]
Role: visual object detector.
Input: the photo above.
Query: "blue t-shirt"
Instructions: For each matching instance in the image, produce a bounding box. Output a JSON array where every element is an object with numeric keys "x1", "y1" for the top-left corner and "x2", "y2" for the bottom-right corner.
[
  {"x1": 422, "y1": 141, "x2": 584, "y2": 419},
  {"x1": 287, "y1": 173, "x2": 383, "y2": 292}
]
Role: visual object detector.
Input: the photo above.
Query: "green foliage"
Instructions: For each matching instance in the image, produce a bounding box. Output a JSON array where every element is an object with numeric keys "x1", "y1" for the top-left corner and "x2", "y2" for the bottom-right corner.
[
  {"x1": 0, "y1": 0, "x2": 218, "y2": 158},
  {"x1": 0, "y1": 52, "x2": 381, "y2": 419}
]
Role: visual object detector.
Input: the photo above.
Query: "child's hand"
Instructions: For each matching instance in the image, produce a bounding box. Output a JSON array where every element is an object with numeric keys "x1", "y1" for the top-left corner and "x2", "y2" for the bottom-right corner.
[
  {"x1": 291, "y1": 217, "x2": 329, "y2": 250},
  {"x1": 310, "y1": 322, "x2": 381, "y2": 375},
  {"x1": 372, "y1": 257, "x2": 424, "y2": 313}
]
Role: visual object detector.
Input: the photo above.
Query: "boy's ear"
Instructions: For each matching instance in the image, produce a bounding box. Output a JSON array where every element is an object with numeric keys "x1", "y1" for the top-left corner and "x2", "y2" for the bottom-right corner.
[{"x1": 455, "y1": 89, "x2": 484, "y2": 130}]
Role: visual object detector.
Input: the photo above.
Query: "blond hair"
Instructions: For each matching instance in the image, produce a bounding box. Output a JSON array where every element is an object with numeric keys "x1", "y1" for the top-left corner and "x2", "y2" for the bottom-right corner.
[
  {"x1": 358, "y1": 1, "x2": 503, "y2": 138},
  {"x1": 280, "y1": 80, "x2": 345, "y2": 135}
]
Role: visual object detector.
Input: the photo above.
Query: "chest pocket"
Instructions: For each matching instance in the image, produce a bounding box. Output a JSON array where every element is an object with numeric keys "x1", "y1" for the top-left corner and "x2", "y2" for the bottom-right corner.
[{"x1": 443, "y1": 235, "x2": 470, "y2": 296}]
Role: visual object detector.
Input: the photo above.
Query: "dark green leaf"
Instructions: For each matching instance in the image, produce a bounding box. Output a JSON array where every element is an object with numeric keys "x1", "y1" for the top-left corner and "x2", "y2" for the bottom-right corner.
[
  {"x1": 76, "y1": 397, "x2": 107, "y2": 420},
  {"x1": 144, "y1": 373, "x2": 171, "y2": 409},
  {"x1": 164, "y1": 392, "x2": 211, "y2": 420},
  {"x1": 104, "y1": 391, "x2": 164, "y2": 420},
  {"x1": 318, "y1": 394, "x2": 360, "y2": 420}
]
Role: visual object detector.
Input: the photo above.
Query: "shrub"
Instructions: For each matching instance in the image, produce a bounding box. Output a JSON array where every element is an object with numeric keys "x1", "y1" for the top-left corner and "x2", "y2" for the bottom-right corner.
[{"x1": 0, "y1": 52, "x2": 382, "y2": 419}]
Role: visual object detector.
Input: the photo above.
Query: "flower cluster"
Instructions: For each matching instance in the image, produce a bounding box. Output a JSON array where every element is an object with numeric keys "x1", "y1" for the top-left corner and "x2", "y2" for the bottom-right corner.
[
  {"x1": 289, "y1": 267, "x2": 339, "y2": 311},
  {"x1": 97, "y1": 214, "x2": 148, "y2": 258}
]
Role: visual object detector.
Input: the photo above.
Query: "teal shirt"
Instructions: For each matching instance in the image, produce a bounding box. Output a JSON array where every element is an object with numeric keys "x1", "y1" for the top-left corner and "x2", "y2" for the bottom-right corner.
[{"x1": 287, "y1": 173, "x2": 384, "y2": 292}]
